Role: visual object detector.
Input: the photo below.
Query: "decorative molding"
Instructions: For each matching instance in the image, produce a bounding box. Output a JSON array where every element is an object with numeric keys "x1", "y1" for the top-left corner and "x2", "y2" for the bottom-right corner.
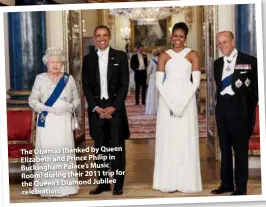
[
  {"x1": 61, "y1": 10, "x2": 85, "y2": 142},
  {"x1": 62, "y1": 10, "x2": 69, "y2": 72},
  {"x1": 6, "y1": 99, "x2": 29, "y2": 104},
  {"x1": 212, "y1": 5, "x2": 220, "y2": 160},
  {"x1": 214, "y1": 5, "x2": 219, "y2": 60},
  {"x1": 185, "y1": 7, "x2": 193, "y2": 29},
  {"x1": 108, "y1": 12, "x2": 114, "y2": 30},
  {"x1": 7, "y1": 90, "x2": 31, "y2": 96},
  {"x1": 203, "y1": 5, "x2": 220, "y2": 161}
]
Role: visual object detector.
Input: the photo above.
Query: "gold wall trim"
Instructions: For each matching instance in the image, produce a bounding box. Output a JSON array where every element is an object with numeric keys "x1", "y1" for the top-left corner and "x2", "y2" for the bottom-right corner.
[
  {"x1": 214, "y1": 5, "x2": 219, "y2": 60},
  {"x1": 7, "y1": 100, "x2": 28, "y2": 104},
  {"x1": 7, "y1": 90, "x2": 31, "y2": 96},
  {"x1": 62, "y1": 11, "x2": 69, "y2": 72}
]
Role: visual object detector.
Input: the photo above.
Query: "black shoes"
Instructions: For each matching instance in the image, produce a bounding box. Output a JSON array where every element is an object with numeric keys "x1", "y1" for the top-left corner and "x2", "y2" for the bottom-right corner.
[
  {"x1": 113, "y1": 188, "x2": 123, "y2": 195},
  {"x1": 89, "y1": 185, "x2": 111, "y2": 195},
  {"x1": 211, "y1": 184, "x2": 247, "y2": 196},
  {"x1": 211, "y1": 185, "x2": 234, "y2": 194},
  {"x1": 230, "y1": 191, "x2": 247, "y2": 196},
  {"x1": 89, "y1": 185, "x2": 123, "y2": 195}
]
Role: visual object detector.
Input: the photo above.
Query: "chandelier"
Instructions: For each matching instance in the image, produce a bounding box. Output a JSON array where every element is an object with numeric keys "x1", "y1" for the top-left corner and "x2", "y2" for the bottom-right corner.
[
  {"x1": 110, "y1": 7, "x2": 187, "y2": 23},
  {"x1": 130, "y1": 8, "x2": 171, "y2": 21}
]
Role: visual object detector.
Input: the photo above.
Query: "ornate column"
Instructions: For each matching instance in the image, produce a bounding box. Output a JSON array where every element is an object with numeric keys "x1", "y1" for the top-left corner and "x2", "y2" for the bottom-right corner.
[
  {"x1": 235, "y1": 4, "x2": 256, "y2": 57},
  {"x1": 7, "y1": 12, "x2": 46, "y2": 106}
]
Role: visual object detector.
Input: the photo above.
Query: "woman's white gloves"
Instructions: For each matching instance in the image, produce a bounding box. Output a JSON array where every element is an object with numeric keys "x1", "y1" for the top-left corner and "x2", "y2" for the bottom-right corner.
[
  {"x1": 43, "y1": 103, "x2": 74, "y2": 115},
  {"x1": 191, "y1": 71, "x2": 201, "y2": 92},
  {"x1": 64, "y1": 103, "x2": 74, "y2": 113},
  {"x1": 156, "y1": 71, "x2": 200, "y2": 117}
]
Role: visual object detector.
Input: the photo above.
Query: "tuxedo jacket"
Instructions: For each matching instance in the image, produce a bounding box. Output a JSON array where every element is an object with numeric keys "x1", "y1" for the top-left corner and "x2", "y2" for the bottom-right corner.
[
  {"x1": 130, "y1": 53, "x2": 148, "y2": 71},
  {"x1": 82, "y1": 47, "x2": 130, "y2": 140},
  {"x1": 214, "y1": 51, "x2": 258, "y2": 133}
]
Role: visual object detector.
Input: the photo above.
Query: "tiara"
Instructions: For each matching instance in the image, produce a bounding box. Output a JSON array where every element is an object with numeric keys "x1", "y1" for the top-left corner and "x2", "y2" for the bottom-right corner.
[{"x1": 45, "y1": 47, "x2": 64, "y2": 56}]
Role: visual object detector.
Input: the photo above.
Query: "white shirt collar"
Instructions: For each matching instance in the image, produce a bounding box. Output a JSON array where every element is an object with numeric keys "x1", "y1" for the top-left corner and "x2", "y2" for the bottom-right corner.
[
  {"x1": 224, "y1": 48, "x2": 238, "y2": 61},
  {"x1": 97, "y1": 46, "x2": 110, "y2": 57}
]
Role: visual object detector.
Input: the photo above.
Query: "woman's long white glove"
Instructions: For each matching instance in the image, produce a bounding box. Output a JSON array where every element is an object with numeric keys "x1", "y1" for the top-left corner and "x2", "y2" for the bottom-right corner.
[
  {"x1": 156, "y1": 71, "x2": 201, "y2": 117},
  {"x1": 156, "y1": 71, "x2": 182, "y2": 115},
  {"x1": 64, "y1": 103, "x2": 74, "y2": 113},
  {"x1": 42, "y1": 103, "x2": 74, "y2": 115},
  {"x1": 190, "y1": 71, "x2": 201, "y2": 94}
]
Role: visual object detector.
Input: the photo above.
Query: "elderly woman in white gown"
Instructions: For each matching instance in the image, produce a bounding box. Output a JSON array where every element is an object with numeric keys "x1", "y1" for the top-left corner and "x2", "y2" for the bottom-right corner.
[{"x1": 28, "y1": 47, "x2": 80, "y2": 198}]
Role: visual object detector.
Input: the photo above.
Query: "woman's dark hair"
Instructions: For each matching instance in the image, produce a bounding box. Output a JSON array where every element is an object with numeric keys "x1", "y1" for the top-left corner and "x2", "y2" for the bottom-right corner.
[{"x1": 172, "y1": 22, "x2": 189, "y2": 36}]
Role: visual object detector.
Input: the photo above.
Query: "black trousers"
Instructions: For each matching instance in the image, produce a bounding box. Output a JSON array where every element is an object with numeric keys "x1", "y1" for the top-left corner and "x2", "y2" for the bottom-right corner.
[
  {"x1": 215, "y1": 95, "x2": 249, "y2": 192},
  {"x1": 134, "y1": 70, "x2": 147, "y2": 104},
  {"x1": 92, "y1": 98, "x2": 126, "y2": 189}
]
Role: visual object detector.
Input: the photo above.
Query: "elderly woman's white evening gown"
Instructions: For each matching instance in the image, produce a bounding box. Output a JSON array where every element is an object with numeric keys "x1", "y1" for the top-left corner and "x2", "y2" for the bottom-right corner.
[
  {"x1": 29, "y1": 73, "x2": 80, "y2": 197},
  {"x1": 153, "y1": 48, "x2": 202, "y2": 193}
]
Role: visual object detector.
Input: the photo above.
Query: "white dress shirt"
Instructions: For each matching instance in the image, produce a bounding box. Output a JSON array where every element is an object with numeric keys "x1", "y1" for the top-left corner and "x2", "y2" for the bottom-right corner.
[
  {"x1": 220, "y1": 48, "x2": 238, "y2": 96},
  {"x1": 137, "y1": 53, "x2": 145, "y2": 70},
  {"x1": 97, "y1": 46, "x2": 110, "y2": 100}
]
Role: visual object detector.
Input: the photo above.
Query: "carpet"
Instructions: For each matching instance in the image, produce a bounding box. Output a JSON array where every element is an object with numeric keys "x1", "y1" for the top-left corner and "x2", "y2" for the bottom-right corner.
[{"x1": 85, "y1": 94, "x2": 206, "y2": 139}]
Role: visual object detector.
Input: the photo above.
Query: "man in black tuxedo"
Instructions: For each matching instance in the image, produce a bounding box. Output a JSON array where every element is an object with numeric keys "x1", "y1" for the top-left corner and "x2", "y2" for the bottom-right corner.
[
  {"x1": 130, "y1": 44, "x2": 148, "y2": 105},
  {"x1": 211, "y1": 31, "x2": 258, "y2": 196},
  {"x1": 82, "y1": 25, "x2": 130, "y2": 196}
]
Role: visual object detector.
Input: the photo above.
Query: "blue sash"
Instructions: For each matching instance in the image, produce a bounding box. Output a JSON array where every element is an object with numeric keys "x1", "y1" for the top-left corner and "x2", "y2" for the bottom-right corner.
[
  {"x1": 152, "y1": 58, "x2": 158, "y2": 65},
  {"x1": 220, "y1": 74, "x2": 233, "y2": 92},
  {"x1": 37, "y1": 72, "x2": 69, "y2": 127},
  {"x1": 215, "y1": 74, "x2": 233, "y2": 99}
]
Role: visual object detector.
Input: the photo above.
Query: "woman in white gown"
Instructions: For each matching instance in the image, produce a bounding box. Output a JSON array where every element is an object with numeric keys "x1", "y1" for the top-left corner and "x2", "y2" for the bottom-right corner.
[
  {"x1": 153, "y1": 22, "x2": 202, "y2": 193},
  {"x1": 145, "y1": 48, "x2": 161, "y2": 115},
  {"x1": 28, "y1": 47, "x2": 80, "y2": 198}
]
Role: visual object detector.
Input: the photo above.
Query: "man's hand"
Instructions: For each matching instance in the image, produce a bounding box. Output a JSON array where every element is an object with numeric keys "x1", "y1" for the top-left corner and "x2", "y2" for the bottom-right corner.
[
  {"x1": 104, "y1": 106, "x2": 116, "y2": 116},
  {"x1": 98, "y1": 106, "x2": 116, "y2": 119},
  {"x1": 95, "y1": 107, "x2": 105, "y2": 117},
  {"x1": 96, "y1": 107, "x2": 115, "y2": 119},
  {"x1": 102, "y1": 114, "x2": 112, "y2": 119}
]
